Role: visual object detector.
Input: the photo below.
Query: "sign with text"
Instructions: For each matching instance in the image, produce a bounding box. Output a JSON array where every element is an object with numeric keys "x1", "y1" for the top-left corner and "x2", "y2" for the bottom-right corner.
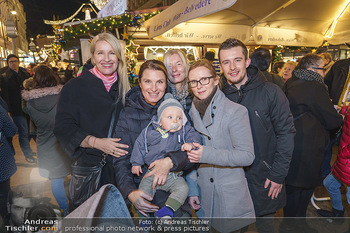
[
  {"x1": 252, "y1": 27, "x2": 324, "y2": 47},
  {"x1": 144, "y1": 0, "x2": 237, "y2": 38},
  {"x1": 153, "y1": 23, "x2": 251, "y2": 44}
]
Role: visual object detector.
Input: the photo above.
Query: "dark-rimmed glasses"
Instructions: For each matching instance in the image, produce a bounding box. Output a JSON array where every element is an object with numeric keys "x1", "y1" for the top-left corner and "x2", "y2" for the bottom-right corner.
[{"x1": 188, "y1": 76, "x2": 215, "y2": 88}]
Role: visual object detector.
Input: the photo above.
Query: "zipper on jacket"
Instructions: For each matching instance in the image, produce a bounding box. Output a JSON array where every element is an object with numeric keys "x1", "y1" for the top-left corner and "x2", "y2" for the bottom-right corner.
[
  {"x1": 255, "y1": 110, "x2": 269, "y2": 131},
  {"x1": 237, "y1": 90, "x2": 243, "y2": 103},
  {"x1": 263, "y1": 161, "x2": 272, "y2": 170}
]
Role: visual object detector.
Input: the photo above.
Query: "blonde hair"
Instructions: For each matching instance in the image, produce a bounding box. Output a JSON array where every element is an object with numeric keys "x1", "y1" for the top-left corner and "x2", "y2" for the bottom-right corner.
[
  {"x1": 90, "y1": 32, "x2": 130, "y2": 105},
  {"x1": 279, "y1": 61, "x2": 297, "y2": 77},
  {"x1": 163, "y1": 49, "x2": 189, "y2": 82}
]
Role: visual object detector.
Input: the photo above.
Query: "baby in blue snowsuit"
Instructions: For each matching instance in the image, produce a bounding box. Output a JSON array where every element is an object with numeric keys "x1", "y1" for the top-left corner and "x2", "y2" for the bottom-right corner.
[{"x1": 131, "y1": 93, "x2": 202, "y2": 218}]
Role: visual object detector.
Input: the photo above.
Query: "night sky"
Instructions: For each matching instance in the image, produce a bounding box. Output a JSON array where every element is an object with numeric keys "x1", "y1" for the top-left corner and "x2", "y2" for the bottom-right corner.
[{"x1": 19, "y1": 0, "x2": 91, "y2": 37}]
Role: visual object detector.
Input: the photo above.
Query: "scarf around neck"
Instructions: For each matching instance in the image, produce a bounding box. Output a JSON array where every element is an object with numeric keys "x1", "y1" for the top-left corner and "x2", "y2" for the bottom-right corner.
[
  {"x1": 168, "y1": 81, "x2": 189, "y2": 109},
  {"x1": 293, "y1": 69, "x2": 328, "y2": 90},
  {"x1": 193, "y1": 86, "x2": 218, "y2": 119},
  {"x1": 90, "y1": 66, "x2": 118, "y2": 92}
]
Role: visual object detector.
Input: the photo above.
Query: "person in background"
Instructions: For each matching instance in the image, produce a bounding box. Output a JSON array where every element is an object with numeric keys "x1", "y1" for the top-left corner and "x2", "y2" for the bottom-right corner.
[
  {"x1": 186, "y1": 59, "x2": 255, "y2": 232},
  {"x1": 113, "y1": 60, "x2": 192, "y2": 218},
  {"x1": 0, "y1": 54, "x2": 36, "y2": 163},
  {"x1": 250, "y1": 48, "x2": 284, "y2": 88},
  {"x1": 283, "y1": 54, "x2": 342, "y2": 219},
  {"x1": 317, "y1": 105, "x2": 350, "y2": 218},
  {"x1": 204, "y1": 50, "x2": 221, "y2": 76},
  {"x1": 186, "y1": 54, "x2": 195, "y2": 65},
  {"x1": 279, "y1": 61, "x2": 297, "y2": 82},
  {"x1": 0, "y1": 100, "x2": 17, "y2": 220},
  {"x1": 54, "y1": 32, "x2": 130, "y2": 211},
  {"x1": 26, "y1": 63, "x2": 37, "y2": 77},
  {"x1": 219, "y1": 38, "x2": 295, "y2": 233},
  {"x1": 22, "y1": 65, "x2": 72, "y2": 216},
  {"x1": 320, "y1": 53, "x2": 334, "y2": 75},
  {"x1": 322, "y1": 58, "x2": 350, "y2": 179},
  {"x1": 63, "y1": 64, "x2": 74, "y2": 84},
  {"x1": 272, "y1": 61, "x2": 284, "y2": 74},
  {"x1": 163, "y1": 50, "x2": 192, "y2": 113}
]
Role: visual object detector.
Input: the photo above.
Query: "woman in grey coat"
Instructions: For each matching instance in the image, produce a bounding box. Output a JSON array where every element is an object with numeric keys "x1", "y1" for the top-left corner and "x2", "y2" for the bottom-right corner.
[
  {"x1": 22, "y1": 65, "x2": 71, "y2": 215},
  {"x1": 186, "y1": 60, "x2": 255, "y2": 232}
]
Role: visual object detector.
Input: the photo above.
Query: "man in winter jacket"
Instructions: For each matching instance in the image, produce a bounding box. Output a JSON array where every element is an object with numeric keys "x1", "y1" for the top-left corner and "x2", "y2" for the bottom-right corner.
[
  {"x1": 218, "y1": 38, "x2": 295, "y2": 233},
  {"x1": 0, "y1": 54, "x2": 36, "y2": 163}
]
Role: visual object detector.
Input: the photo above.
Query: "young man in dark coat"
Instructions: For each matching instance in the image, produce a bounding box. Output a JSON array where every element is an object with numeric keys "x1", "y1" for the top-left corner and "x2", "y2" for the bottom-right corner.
[
  {"x1": 250, "y1": 47, "x2": 284, "y2": 89},
  {"x1": 0, "y1": 54, "x2": 36, "y2": 163},
  {"x1": 218, "y1": 38, "x2": 295, "y2": 233},
  {"x1": 283, "y1": 54, "x2": 342, "y2": 217}
]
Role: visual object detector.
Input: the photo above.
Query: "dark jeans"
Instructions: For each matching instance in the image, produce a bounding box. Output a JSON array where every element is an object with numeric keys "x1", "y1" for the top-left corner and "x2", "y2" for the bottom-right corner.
[
  {"x1": 12, "y1": 116, "x2": 33, "y2": 157},
  {"x1": 321, "y1": 139, "x2": 335, "y2": 178},
  {"x1": 284, "y1": 185, "x2": 315, "y2": 217},
  {"x1": 0, "y1": 179, "x2": 11, "y2": 219}
]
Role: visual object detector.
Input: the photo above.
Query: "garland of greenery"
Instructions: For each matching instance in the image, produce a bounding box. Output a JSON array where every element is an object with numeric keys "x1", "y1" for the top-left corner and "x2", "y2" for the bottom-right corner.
[{"x1": 63, "y1": 12, "x2": 159, "y2": 39}]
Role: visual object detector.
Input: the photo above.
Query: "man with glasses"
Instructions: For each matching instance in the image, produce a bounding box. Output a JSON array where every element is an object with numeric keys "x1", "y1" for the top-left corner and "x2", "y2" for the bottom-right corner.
[
  {"x1": 0, "y1": 54, "x2": 36, "y2": 163},
  {"x1": 218, "y1": 38, "x2": 295, "y2": 233},
  {"x1": 282, "y1": 54, "x2": 342, "y2": 220}
]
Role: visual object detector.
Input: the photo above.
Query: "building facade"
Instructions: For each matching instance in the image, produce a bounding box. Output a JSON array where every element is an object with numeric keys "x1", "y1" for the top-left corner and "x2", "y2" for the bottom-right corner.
[{"x1": 0, "y1": 0, "x2": 28, "y2": 67}]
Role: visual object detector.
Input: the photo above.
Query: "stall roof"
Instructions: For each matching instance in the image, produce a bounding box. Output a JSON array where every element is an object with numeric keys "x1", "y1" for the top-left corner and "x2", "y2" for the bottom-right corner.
[{"x1": 144, "y1": 0, "x2": 350, "y2": 46}]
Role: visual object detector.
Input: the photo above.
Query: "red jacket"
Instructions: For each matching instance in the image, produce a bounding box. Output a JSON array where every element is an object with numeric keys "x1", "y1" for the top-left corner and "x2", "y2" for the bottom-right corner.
[{"x1": 332, "y1": 106, "x2": 350, "y2": 185}]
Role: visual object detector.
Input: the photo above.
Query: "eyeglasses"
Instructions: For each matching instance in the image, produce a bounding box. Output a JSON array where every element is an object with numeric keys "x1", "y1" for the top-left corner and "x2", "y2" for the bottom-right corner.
[
  {"x1": 188, "y1": 76, "x2": 215, "y2": 88},
  {"x1": 8, "y1": 60, "x2": 19, "y2": 64},
  {"x1": 312, "y1": 67, "x2": 326, "y2": 72}
]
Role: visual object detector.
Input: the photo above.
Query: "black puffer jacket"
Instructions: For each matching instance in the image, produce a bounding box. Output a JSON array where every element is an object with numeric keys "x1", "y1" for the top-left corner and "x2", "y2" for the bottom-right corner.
[
  {"x1": 221, "y1": 65, "x2": 295, "y2": 216},
  {"x1": 113, "y1": 86, "x2": 190, "y2": 202},
  {"x1": 324, "y1": 58, "x2": 350, "y2": 105}
]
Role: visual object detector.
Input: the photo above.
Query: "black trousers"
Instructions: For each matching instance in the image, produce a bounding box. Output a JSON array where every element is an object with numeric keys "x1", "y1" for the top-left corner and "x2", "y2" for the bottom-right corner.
[{"x1": 283, "y1": 185, "x2": 315, "y2": 217}]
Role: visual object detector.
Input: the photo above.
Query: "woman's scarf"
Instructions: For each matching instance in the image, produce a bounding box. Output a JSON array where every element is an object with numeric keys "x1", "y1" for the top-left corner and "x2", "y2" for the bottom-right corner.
[
  {"x1": 193, "y1": 86, "x2": 218, "y2": 119},
  {"x1": 90, "y1": 66, "x2": 118, "y2": 92},
  {"x1": 293, "y1": 69, "x2": 328, "y2": 91},
  {"x1": 168, "y1": 81, "x2": 189, "y2": 109}
]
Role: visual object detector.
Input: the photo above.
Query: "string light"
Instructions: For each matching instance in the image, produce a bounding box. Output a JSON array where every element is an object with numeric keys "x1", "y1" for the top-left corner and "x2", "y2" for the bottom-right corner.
[{"x1": 325, "y1": 0, "x2": 350, "y2": 39}]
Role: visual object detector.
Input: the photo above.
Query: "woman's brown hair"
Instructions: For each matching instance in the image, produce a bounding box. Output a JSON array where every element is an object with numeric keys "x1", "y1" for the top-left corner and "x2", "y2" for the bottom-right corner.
[
  {"x1": 33, "y1": 65, "x2": 59, "y2": 88},
  {"x1": 138, "y1": 60, "x2": 168, "y2": 81}
]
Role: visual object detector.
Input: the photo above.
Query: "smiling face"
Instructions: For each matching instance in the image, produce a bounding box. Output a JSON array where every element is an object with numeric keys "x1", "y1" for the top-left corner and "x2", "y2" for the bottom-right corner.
[
  {"x1": 139, "y1": 69, "x2": 167, "y2": 105},
  {"x1": 219, "y1": 47, "x2": 251, "y2": 89},
  {"x1": 92, "y1": 40, "x2": 118, "y2": 76},
  {"x1": 188, "y1": 66, "x2": 219, "y2": 100},
  {"x1": 167, "y1": 53, "x2": 187, "y2": 85},
  {"x1": 159, "y1": 106, "x2": 183, "y2": 132}
]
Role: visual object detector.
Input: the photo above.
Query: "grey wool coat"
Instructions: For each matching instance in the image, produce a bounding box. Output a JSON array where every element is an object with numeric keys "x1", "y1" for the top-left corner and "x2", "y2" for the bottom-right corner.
[
  {"x1": 22, "y1": 85, "x2": 71, "y2": 179},
  {"x1": 187, "y1": 89, "x2": 255, "y2": 231}
]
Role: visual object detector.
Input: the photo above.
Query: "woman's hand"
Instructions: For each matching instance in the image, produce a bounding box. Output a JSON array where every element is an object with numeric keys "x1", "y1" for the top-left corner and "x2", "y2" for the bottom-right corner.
[
  {"x1": 89, "y1": 137, "x2": 129, "y2": 158},
  {"x1": 128, "y1": 190, "x2": 159, "y2": 216},
  {"x1": 188, "y1": 196, "x2": 200, "y2": 210},
  {"x1": 187, "y1": 142, "x2": 203, "y2": 163},
  {"x1": 143, "y1": 157, "x2": 173, "y2": 189}
]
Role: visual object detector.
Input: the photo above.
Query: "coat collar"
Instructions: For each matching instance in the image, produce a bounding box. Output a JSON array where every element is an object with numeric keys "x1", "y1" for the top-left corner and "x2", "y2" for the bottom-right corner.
[
  {"x1": 21, "y1": 85, "x2": 63, "y2": 101},
  {"x1": 191, "y1": 88, "x2": 224, "y2": 136}
]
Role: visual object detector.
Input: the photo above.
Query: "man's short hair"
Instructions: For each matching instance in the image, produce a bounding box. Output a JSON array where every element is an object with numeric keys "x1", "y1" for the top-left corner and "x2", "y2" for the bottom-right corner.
[
  {"x1": 295, "y1": 54, "x2": 323, "y2": 70},
  {"x1": 6, "y1": 54, "x2": 19, "y2": 64},
  {"x1": 219, "y1": 38, "x2": 248, "y2": 62},
  {"x1": 250, "y1": 48, "x2": 272, "y2": 71},
  {"x1": 204, "y1": 51, "x2": 215, "y2": 62}
]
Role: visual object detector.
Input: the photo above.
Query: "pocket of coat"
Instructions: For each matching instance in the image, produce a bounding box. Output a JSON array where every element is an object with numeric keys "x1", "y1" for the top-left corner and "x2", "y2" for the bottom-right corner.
[
  {"x1": 219, "y1": 180, "x2": 254, "y2": 217},
  {"x1": 255, "y1": 110, "x2": 269, "y2": 131}
]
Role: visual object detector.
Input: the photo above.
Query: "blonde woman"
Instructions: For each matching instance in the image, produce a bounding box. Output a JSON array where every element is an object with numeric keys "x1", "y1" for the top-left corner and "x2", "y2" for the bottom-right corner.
[
  {"x1": 279, "y1": 61, "x2": 297, "y2": 82},
  {"x1": 54, "y1": 32, "x2": 130, "y2": 211}
]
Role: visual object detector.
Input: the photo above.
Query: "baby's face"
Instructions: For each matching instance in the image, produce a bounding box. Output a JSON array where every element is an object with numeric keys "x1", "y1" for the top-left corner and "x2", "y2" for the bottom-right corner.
[{"x1": 159, "y1": 106, "x2": 183, "y2": 132}]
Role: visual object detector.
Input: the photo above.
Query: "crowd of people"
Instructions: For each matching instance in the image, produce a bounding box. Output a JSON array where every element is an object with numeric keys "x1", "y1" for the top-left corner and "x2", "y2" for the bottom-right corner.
[{"x1": 0, "y1": 31, "x2": 349, "y2": 232}]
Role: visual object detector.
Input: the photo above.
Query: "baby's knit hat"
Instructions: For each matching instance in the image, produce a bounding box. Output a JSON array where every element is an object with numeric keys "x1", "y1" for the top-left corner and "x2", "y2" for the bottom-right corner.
[{"x1": 157, "y1": 93, "x2": 188, "y2": 125}]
